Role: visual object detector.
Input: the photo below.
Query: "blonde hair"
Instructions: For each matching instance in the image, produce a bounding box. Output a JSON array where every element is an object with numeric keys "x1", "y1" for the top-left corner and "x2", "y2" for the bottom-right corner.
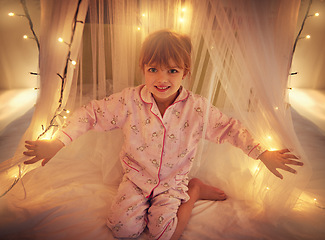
[{"x1": 139, "y1": 29, "x2": 192, "y2": 75}]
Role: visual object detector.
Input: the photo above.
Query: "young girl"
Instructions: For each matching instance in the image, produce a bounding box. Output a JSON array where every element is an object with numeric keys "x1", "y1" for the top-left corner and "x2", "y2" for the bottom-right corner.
[{"x1": 23, "y1": 29, "x2": 303, "y2": 240}]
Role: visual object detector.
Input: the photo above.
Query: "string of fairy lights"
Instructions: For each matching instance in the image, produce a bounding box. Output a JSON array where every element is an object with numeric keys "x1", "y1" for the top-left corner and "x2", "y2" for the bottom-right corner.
[
  {"x1": 6, "y1": 0, "x2": 324, "y2": 210},
  {"x1": 8, "y1": 0, "x2": 83, "y2": 140},
  {"x1": 289, "y1": 0, "x2": 319, "y2": 78},
  {"x1": 2, "y1": 0, "x2": 84, "y2": 198}
]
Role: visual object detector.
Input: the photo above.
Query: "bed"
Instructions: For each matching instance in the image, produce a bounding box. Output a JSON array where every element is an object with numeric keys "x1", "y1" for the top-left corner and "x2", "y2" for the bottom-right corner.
[{"x1": 0, "y1": 88, "x2": 324, "y2": 240}]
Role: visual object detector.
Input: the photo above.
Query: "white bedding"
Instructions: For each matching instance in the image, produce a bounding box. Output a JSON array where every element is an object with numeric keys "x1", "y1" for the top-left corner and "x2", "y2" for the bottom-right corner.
[{"x1": 0, "y1": 89, "x2": 324, "y2": 240}]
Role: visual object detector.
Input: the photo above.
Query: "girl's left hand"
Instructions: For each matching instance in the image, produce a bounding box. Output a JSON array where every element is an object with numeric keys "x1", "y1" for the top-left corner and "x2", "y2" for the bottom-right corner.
[{"x1": 258, "y1": 149, "x2": 304, "y2": 179}]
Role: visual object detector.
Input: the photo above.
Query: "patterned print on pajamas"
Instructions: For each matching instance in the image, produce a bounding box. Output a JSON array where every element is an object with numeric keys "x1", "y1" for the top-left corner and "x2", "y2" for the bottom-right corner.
[{"x1": 107, "y1": 175, "x2": 182, "y2": 239}]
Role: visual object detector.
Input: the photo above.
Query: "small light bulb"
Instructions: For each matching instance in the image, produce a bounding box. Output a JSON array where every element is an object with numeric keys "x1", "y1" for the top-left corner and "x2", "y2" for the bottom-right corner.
[
  {"x1": 63, "y1": 116, "x2": 67, "y2": 119},
  {"x1": 275, "y1": 107, "x2": 279, "y2": 110},
  {"x1": 137, "y1": 27, "x2": 141, "y2": 31},
  {"x1": 314, "y1": 198, "x2": 317, "y2": 201},
  {"x1": 8, "y1": 12, "x2": 15, "y2": 17},
  {"x1": 266, "y1": 187, "x2": 270, "y2": 190},
  {"x1": 306, "y1": 35, "x2": 311, "y2": 39},
  {"x1": 23, "y1": 35, "x2": 28, "y2": 39},
  {"x1": 58, "y1": 37, "x2": 64, "y2": 42},
  {"x1": 142, "y1": 13, "x2": 146, "y2": 17},
  {"x1": 66, "y1": 110, "x2": 70, "y2": 114},
  {"x1": 315, "y1": 13, "x2": 319, "y2": 17},
  {"x1": 182, "y1": 7, "x2": 186, "y2": 12},
  {"x1": 71, "y1": 60, "x2": 76, "y2": 65}
]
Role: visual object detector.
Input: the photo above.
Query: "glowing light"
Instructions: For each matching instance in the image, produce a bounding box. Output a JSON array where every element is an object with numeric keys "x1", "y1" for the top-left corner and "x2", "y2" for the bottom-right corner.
[
  {"x1": 306, "y1": 35, "x2": 311, "y2": 39},
  {"x1": 23, "y1": 35, "x2": 28, "y2": 39},
  {"x1": 8, "y1": 12, "x2": 15, "y2": 17},
  {"x1": 38, "y1": 130, "x2": 53, "y2": 140},
  {"x1": 179, "y1": 18, "x2": 184, "y2": 22},
  {"x1": 71, "y1": 60, "x2": 76, "y2": 65},
  {"x1": 58, "y1": 37, "x2": 64, "y2": 43},
  {"x1": 142, "y1": 13, "x2": 146, "y2": 17},
  {"x1": 267, "y1": 136, "x2": 272, "y2": 140},
  {"x1": 63, "y1": 116, "x2": 67, "y2": 119},
  {"x1": 266, "y1": 187, "x2": 270, "y2": 190},
  {"x1": 315, "y1": 12, "x2": 319, "y2": 17},
  {"x1": 66, "y1": 110, "x2": 70, "y2": 114},
  {"x1": 137, "y1": 27, "x2": 141, "y2": 31},
  {"x1": 182, "y1": 7, "x2": 186, "y2": 12},
  {"x1": 275, "y1": 107, "x2": 279, "y2": 110},
  {"x1": 314, "y1": 198, "x2": 317, "y2": 201},
  {"x1": 270, "y1": 148, "x2": 278, "y2": 151}
]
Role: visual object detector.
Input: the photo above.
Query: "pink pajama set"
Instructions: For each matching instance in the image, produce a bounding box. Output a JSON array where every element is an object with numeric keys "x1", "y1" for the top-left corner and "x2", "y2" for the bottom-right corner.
[{"x1": 55, "y1": 85, "x2": 266, "y2": 239}]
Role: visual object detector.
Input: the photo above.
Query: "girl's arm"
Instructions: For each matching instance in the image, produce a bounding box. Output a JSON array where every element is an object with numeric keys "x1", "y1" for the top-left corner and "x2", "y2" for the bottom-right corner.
[
  {"x1": 23, "y1": 88, "x2": 131, "y2": 166},
  {"x1": 205, "y1": 104, "x2": 303, "y2": 178}
]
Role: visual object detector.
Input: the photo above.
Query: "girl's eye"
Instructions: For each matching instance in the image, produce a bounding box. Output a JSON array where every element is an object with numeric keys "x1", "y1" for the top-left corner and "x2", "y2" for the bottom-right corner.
[
  {"x1": 169, "y1": 69, "x2": 179, "y2": 74},
  {"x1": 148, "y1": 68, "x2": 157, "y2": 73}
]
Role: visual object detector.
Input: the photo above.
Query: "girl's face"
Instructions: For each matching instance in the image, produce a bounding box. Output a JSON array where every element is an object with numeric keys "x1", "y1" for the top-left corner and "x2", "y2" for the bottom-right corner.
[{"x1": 144, "y1": 59, "x2": 187, "y2": 107}]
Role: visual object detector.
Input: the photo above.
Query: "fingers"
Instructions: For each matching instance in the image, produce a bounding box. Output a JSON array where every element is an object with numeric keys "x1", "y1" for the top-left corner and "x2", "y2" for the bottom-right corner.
[
  {"x1": 24, "y1": 156, "x2": 50, "y2": 166},
  {"x1": 25, "y1": 144, "x2": 37, "y2": 150},
  {"x1": 25, "y1": 140, "x2": 37, "y2": 146},
  {"x1": 42, "y1": 158, "x2": 51, "y2": 166},
  {"x1": 271, "y1": 168, "x2": 283, "y2": 180},
  {"x1": 23, "y1": 150, "x2": 36, "y2": 156},
  {"x1": 25, "y1": 140, "x2": 38, "y2": 151},
  {"x1": 278, "y1": 149, "x2": 299, "y2": 159},
  {"x1": 282, "y1": 153, "x2": 298, "y2": 159},
  {"x1": 24, "y1": 156, "x2": 41, "y2": 165},
  {"x1": 279, "y1": 149, "x2": 290, "y2": 154},
  {"x1": 278, "y1": 149, "x2": 303, "y2": 167},
  {"x1": 23, "y1": 140, "x2": 50, "y2": 167},
  {"x1": 283, "y1": 159, "x2": 304, "y2": 166},
  {"x1": 281, "y1": 164, "x2": 297, "y2": 174}
]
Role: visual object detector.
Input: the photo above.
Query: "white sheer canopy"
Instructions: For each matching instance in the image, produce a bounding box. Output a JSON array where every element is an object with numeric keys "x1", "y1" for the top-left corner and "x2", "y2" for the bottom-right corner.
[{"x1": 0, "y1": 0, "x2": 315, "y2": 238}]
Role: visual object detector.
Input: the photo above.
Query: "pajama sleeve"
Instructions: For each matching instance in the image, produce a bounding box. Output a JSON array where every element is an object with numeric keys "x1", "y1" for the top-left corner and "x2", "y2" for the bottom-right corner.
[
  {"x1": 54, "y1": 89, "x2": 129, "y2": 146},
  {"x1": 205, "y1": 104, "x2": 267, "y2": 160}
]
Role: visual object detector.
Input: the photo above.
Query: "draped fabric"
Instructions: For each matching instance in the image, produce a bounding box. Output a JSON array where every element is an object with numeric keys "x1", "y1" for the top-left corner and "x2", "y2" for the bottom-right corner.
[
  {"x1": 0, "y1": 0, "x2": 311, "y2": 224},
  {"x1": 0, "y1": 0, "x2": 90, "y2": 197}
]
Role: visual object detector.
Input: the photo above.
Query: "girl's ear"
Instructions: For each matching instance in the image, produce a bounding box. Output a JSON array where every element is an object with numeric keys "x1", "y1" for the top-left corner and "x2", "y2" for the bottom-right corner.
[{"x1": 183, "y1": 70, "x2": 189, "y2": 79}]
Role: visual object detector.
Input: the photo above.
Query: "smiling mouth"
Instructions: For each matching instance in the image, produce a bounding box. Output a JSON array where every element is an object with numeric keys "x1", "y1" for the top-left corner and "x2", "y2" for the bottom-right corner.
[{"x1": 155, "y1": 86, "x2": 170, "y2": 90}]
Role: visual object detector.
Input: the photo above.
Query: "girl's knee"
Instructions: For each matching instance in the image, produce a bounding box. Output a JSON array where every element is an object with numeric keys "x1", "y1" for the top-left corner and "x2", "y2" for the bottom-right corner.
[
  {"x1": 147, "y1": 216, "x2": 178, "y2": 240},
  {"x1": 107, "y1": 215, "x2": 146, "y2": 238}
]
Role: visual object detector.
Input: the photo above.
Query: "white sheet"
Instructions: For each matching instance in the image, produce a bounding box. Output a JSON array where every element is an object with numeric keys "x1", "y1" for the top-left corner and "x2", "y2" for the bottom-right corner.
[{"x1": 0, "y1": 88, "x2": 324, "y2": 240}]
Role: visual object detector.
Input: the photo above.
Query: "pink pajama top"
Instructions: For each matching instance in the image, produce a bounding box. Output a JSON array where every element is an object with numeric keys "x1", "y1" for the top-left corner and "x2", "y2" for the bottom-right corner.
[{"x1": 55, "y1": 85, "x2": 266, "y2": 200}]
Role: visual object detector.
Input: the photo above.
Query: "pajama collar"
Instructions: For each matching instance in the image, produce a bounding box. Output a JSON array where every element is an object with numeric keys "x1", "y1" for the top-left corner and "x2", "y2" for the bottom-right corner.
[{"x1": 140, "y1": 85, "x2": 190, "y2": 105}]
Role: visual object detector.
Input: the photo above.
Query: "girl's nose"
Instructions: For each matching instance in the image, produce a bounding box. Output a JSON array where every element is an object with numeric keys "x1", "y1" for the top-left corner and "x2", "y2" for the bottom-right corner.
[{"x1": 156, "y1": 71, "x2": 167, "y2": 82}]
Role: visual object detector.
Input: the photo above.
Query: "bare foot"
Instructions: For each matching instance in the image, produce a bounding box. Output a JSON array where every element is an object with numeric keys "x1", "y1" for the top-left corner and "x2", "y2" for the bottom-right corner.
[{"x1": 188, "y1": 178, "x2": 227, "y2": 202}]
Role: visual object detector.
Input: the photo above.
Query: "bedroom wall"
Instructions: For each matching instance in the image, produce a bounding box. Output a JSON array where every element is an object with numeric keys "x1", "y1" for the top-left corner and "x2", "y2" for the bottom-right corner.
[
  {"x1": 0, "y1": 0, "x2": 40, "y2": 90},
  {"x1": 0, "y1": 0, "x2": 324, "y2": 90},
  {"x1": 291, "y1": 0, "x2": 325, "y2": 89}
]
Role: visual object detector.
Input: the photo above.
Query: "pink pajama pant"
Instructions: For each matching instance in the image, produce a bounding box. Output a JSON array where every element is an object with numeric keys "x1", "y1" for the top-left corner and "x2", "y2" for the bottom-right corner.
[{"x1": 107, "y1": 176, "x2": 183, "y2": 239}]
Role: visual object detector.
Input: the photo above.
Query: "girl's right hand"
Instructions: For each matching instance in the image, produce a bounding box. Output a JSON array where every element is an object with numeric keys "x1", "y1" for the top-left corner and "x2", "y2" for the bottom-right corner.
[{"x1": 23, "y1": 139, "x2": 65, "y2": 166}]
